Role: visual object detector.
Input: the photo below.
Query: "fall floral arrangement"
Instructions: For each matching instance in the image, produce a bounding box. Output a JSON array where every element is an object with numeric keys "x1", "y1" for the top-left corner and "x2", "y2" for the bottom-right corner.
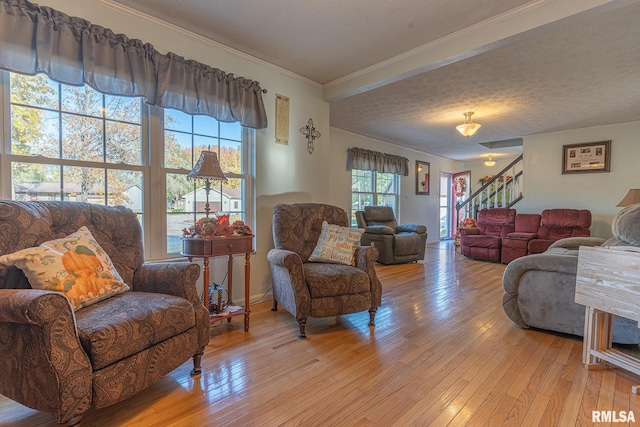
[
  {"x1": 454, "y1": 217, "x2": 478, "y2": 249},
  {"x1": 182, "y1": 213, "x2": 253, "y2": 238}
]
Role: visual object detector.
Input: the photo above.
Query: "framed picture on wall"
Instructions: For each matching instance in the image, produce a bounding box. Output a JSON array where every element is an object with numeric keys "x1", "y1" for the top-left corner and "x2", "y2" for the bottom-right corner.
[
  {"x1": 416, "y1": 160, "x2": 430, "y2": 195},
  {"x1": 562, "y1": 140, "x2": 611, "y2": 174}
]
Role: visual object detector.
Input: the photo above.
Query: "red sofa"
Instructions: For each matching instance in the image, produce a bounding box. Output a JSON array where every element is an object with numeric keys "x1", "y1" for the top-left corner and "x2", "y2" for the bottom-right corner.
[
  {"x1": 460, "y1": 208, "x2": 516, "y2": 263},
  {"x1": 527, "y1": 208, "x2": 591, "y2": 254}
]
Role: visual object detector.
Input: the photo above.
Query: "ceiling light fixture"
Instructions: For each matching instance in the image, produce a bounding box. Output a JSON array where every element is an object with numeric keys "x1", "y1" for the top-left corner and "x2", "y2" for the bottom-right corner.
[
  {"x1": 456, "y1": 111, "x2": 481, "y2": 137},
  {"x1": 484, "y1": 155, "x2": 496, "y2": 167}
]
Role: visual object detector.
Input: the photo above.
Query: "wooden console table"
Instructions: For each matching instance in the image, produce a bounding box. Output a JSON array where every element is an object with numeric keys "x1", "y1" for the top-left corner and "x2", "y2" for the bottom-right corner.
[
  {"x1": 181, "y1": 235, "x2": 253, "y2": 331},
  {"x1": 575, "y1": 245, "x2": 640, "y2": 392}
]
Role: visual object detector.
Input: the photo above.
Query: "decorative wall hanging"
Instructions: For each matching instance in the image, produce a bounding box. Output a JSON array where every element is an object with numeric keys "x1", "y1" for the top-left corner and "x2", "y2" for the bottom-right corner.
[
  {"x1": 275, "y1": 94, "x2": 290, "y2": 145},
  {"x1": 562, "y1": 140, "x2": 611, "y2": 174},
  {"x1": 416, "y1": 160, "x2": 430, "y2": 195},
  {"x1": 300, "y1": 118, "x2": 321, "y2": 154}
]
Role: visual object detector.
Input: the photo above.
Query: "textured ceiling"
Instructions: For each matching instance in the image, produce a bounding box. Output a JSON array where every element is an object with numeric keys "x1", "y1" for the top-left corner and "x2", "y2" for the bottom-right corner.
[{"x1": 108, "y1": 0, "x2": 640, "y2": 162}]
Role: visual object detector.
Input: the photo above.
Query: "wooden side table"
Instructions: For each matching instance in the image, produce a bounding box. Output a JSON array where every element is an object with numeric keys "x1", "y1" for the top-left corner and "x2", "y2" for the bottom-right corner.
[
  {"x1": 575, "y1": 245, "x2": 640, "y2": 392},
  {"x1": 181, "y1": 235, "x2": 253, "y2": 331}
]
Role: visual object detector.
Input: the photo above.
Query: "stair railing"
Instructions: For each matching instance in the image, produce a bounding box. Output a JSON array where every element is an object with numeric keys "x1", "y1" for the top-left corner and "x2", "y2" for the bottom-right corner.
[{"x1": 456, "y1": 154, "x2": 523, "y2": 223}]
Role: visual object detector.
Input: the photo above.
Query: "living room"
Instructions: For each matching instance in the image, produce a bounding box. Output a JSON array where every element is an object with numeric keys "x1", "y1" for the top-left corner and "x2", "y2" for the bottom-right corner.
[{"x1": 1, "y1": 0, "x2": 640, "y2": 425}]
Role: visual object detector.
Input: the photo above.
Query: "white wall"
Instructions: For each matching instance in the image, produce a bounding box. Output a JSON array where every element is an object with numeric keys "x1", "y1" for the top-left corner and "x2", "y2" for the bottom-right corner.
[
  {"x1": 329, "y1": 129, "x2": 463, "y2": 243},
  {"x1": 512, "y1": 121, "x2": 640, "y2": 238}
]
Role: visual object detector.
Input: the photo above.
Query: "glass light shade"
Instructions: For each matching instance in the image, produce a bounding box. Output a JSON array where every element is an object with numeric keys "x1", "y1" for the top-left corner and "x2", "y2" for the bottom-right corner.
[
  {"x1": 616, "y1": 189, "x2": 640, "y2": 207},
  {"x1": 456, "y1": 112, "x2": 481, "y2": 137},
  {"x1": 484, "y1": 156, "x2": 496, "y2": 167}
]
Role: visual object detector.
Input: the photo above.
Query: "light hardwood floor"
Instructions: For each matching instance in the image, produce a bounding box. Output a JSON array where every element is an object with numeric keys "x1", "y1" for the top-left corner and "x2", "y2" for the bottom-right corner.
[{"x1": 2, "y1": 241, "x2": 640, "y2": 426}]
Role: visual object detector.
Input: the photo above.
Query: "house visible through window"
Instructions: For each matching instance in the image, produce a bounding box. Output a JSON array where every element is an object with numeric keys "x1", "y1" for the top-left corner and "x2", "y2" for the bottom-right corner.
[
  {"x1": 351, "y1": 169, "x2": 399, "y2": 226},
  {"x1": 2, "y1": 71, "x2": 252, "y2": 259}
]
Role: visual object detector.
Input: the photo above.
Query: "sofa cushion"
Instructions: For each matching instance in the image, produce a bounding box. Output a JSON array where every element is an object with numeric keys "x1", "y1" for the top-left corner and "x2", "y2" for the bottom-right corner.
[
  {"x1": 461, "y1": 235, "x2": 502, "y2": 249},
  {"x1": 0, "y1": 226, "x2": 129, "y2": 310},
  {"x1": 303, "y1": 263, "x2": 370, "y2": 298},
  {"x1": 309, "y1": 221, "x2": 364, "y2": 265},
  {"x1": 75, "y1": 292, "x2": 196, "y2": 370}
]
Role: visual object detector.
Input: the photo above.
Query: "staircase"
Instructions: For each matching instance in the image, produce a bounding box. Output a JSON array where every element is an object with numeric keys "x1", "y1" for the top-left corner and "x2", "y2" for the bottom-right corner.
[{"x1": 456, "y1": 154, "x2": 523, "y2": 222}]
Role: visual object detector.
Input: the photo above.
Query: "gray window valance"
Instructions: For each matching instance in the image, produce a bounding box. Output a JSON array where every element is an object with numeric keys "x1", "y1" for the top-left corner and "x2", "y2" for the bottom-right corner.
[
  {"x1": 349, "y1": 147, "x2": 409, "y2": 176},
  {"x1": 0, "y1": 0, "x2": 268, "y2": 129}
]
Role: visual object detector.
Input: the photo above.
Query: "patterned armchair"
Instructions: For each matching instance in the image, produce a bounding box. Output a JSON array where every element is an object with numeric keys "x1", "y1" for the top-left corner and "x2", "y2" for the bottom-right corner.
[
  {"x1": 0, "y1": 201, "x2": 209, "y2": 426},
  {"x1": 267, "y1": 203, "x2": 382, "y2": 338}
]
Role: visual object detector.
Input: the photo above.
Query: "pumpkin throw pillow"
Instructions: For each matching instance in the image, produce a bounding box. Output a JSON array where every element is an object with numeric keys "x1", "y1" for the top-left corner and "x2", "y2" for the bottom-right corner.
[
  {"x1": 0, "y1": 226, "x2": 129, "y2": 311},
  {"x1": 308, "y1": 221, "x2": 364, "y2": 265}
]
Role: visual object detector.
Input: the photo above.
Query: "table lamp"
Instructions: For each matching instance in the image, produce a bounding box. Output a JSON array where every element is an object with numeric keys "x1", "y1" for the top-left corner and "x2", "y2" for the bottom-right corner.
[
  {"x1": 616, "y1": 189, "x2": 640, "y2": 207},
  {"x1": 187, "y1": 150, "x2": 228, "y2": 217}
]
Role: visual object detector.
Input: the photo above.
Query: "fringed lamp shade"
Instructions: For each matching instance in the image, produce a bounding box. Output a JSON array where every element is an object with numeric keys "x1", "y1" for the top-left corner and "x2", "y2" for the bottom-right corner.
[
  {"x1": 187, "y1": 151, "x2": 228, "y2": 217},
  {"x1": 617, "y1": 189, "x2": 640, "y2": 207},
  {"x1": 187, "y1": 151, "x2": 228, "y2": 183}
]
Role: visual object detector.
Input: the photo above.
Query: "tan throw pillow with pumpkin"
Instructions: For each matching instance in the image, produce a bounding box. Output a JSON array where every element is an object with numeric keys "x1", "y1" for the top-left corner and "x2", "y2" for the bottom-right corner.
[{"x1": 0, "y1": 226, "x2": 129, "y2": 310}]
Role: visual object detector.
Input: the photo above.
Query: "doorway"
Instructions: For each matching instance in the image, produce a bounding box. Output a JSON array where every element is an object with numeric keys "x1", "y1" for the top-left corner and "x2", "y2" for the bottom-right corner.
[{"x1": 439, "y1": 172, "x2": 452, "y2": 239}]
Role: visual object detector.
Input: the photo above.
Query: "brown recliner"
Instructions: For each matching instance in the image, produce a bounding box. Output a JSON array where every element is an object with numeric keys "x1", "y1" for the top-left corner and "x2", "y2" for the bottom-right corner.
[
  {"x1": 355, "y1": 206, "x2": 427, "y2": 264},
  {"x1": 267, "y1": 203, "x2": 382, "y2": 338},
  {"x1": 0, "y1": 201, "x2": 209, "y2": 426}
]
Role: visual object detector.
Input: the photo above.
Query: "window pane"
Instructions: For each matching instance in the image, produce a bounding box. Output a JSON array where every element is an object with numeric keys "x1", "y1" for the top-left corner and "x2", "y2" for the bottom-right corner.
[
  {"x1": 194, "y1": 136, "x2": 216, "y2": 157},
  {"x1": 10, "y1": 73, "x2": 58, "y2": 109},
  {"x1": 106, "y1": 121, "x2": 142, "y2": 164},
  {"x1": 62, "y1": 114, "x2": 104, "y2": 161},
  {"x1": 377, "y1": 194, "x2": 396, "y2": 210},
  {"x1": 376, "y1": 173, "x2": 395, "y2": 194},
  {"x1": 220, "y1": 140, "x2": 243, "y2": 174},
  {"x1": 166, "y1": 172, "x2": 194, "y2": 211},
  {"x1": 63, "y1": 166, "x2": 105, "y2": 204},
  {"x1": 11, "y1": 107, "x2": 60, "y2": 157},
  {"x1": 167, "y1": 212, "x2": 193, "y2": 254},
  {"x1": 352, "y1": 170, "x2": 373, "y2": 192},
  {"x1": 107, "y1": 169, "x2": 143, "y2": 212},
  {"x1": 194, "y1": 114, "x2": 219, "y2": 137},
  {"x1": 62, "y1": 85, "x2": 103, "y2": 117},
  {"x1": 165, "y1": 131, "x2": 193, "y2": 169},
  {"x1": 220, "y1": 121, "x2": 242, "y2": 141},
  {"x1": 12, "y1": 162, "x2": 61, "y2": 201},
  {"x1": 213, "y1": 179, "x2": 245, "y2": 218},
  {"x1": 164, "y1": 109, "x2": 192, "y2": 133},
  {"x1": 105, "y1": 95, "x2": 141, "y2": 123}
]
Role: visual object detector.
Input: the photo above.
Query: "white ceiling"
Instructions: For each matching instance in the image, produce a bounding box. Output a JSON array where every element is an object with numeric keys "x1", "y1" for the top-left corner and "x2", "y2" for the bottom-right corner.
[{"x1": 109, "y1": 0, "x2": 640, "y2": 162}]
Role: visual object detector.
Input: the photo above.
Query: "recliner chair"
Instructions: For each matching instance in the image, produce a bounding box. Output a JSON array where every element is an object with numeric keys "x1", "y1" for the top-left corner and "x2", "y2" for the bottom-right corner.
[
  {"x1": 355, "y1": 206, "x2": 427, "y2": 265},
  {"x1": 459, "y1": 208, "x2": 516, "y2": 263}
]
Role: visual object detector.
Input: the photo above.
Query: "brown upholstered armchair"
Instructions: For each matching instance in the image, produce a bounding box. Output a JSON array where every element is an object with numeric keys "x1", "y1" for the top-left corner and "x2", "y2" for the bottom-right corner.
[
  {"x1": 0, "y1": 201, "x2": 209, "y2": 426},
  {"x1": 267, "y1": 203, "x2": 382, "y2": 338}
]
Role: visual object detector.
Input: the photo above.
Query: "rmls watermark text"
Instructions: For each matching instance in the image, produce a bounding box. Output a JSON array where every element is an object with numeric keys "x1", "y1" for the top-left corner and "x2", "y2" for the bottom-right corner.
[{"x1": 592, "y1": 411, "x2": 635, "y2": 423}]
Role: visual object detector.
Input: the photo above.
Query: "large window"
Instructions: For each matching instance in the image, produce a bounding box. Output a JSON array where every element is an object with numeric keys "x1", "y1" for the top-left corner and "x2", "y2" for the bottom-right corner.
[
  {"x1": 351, "y1": 169, "x2": 399, "y2": 226},
  {"x1": 1, "y1": 72, "x2": 253, "y2": 259},
  {"x1": 163, "y1": 109, "x2": 249, "y2": 254}
]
